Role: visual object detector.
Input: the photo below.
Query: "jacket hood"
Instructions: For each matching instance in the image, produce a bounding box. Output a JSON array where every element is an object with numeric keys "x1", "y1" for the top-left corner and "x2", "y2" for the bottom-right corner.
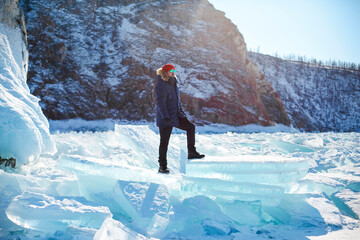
[{"x1": 156, "y1": 68, "x2": 177, "y2": 82}]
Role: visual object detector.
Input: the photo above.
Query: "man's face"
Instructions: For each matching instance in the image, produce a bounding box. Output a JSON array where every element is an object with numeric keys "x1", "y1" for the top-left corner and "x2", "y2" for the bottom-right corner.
[{"x1": 166, "y1": 69, "x2": 176, "y2": 78}]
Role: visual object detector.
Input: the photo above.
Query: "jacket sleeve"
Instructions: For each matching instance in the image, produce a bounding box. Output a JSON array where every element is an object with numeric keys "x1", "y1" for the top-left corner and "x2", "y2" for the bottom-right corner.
[{"x1": 155, "y1": 81, "x2": 169, "y2": 119}]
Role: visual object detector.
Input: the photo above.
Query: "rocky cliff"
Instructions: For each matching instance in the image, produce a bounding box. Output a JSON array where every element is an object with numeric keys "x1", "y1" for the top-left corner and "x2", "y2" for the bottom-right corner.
[
  {"x1": 1, "y1": 0, "x2": 27, "y2": 43},
  {"x1": 21, "y1": 0, "x2": 290, "y2": 126},
  {"x1": 249, "y1": 52, "x2": 360, "y2": 132}
]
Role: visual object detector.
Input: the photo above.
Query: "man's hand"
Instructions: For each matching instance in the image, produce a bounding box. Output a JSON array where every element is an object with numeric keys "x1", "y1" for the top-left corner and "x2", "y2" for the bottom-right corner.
[{"x1": 164, "y1": 118, "x2": 172, "y2": 125}]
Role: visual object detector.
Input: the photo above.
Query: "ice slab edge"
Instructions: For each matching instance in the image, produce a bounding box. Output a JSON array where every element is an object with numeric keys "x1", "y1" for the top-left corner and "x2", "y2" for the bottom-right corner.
[{"x1": 186, "y1": 155, "x2": 309, "y2": 184}]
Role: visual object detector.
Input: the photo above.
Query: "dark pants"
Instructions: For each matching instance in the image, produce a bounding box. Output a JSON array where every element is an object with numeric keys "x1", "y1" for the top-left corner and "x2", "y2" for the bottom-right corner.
[{"x1": 159, "y1": 117, "x2": 195, "y2": 167}]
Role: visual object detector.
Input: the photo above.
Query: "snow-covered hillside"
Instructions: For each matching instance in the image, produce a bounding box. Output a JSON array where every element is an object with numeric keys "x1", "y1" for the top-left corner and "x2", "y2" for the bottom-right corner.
[
  {"x1": 248, "y1": 52, "x2": 360, "y2": 132},
  {"x1": 22, "y1": 0, "x2": 289, "y2": 127},
  {"x1": 1, "y1": 121, "x2": 360, "y2": 239},
  {"x1": 21, "y1": 0, "x2": 359, "y2": 131}
]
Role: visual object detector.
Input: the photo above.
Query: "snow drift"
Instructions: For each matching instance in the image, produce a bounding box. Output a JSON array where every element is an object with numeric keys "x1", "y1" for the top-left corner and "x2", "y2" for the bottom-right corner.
[{"x1": 0, "y1": 23, "x2": 56, "y2": 165}]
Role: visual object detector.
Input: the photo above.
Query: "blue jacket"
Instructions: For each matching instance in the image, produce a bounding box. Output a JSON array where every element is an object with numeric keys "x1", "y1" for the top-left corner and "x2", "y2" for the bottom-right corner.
[{"x1": 155, "y1": 75, "x2": 186, "y2": 127}]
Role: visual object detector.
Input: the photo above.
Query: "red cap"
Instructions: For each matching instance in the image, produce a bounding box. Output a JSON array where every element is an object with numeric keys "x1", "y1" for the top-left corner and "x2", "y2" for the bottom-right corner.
[{"x1": 162, "y1": 64, "x2": 175, "y2": 72}]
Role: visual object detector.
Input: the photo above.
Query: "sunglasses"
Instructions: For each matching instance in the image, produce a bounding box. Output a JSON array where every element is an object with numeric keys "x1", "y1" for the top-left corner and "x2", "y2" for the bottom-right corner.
[{"x1": 169, "y1": 69, "x2": 176, "y2": 73}]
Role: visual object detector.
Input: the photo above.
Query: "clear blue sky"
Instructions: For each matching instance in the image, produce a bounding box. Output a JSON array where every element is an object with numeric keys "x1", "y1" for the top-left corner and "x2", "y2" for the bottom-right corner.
[{"x1": 209, "y1": 0, "x2": 360, "y2": 64}]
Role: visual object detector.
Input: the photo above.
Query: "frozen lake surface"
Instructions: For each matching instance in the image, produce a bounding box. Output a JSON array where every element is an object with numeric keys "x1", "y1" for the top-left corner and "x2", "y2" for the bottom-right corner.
[{"x1": 1, "y1": 122, "x2": 360, "y2": 239}]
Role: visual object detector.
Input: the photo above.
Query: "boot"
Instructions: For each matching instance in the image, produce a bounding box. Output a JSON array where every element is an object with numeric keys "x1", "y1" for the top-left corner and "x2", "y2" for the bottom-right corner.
[
  {"x1": 158, "y1": 165, "x2": 170, "y2": 174},
  {"x1": 0, "y1": 157, "x2": 16, "y2": 168},
  {"x1": 188, "y1": 151, "x2": 205, "y2": 159},
  {"x1": 6, "y1": 158, "x2": 16, "y2": 168}
]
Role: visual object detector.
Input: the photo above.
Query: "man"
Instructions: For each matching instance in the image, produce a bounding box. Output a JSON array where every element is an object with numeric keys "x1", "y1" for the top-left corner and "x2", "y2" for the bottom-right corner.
[{"x1": 155, "y1": 64, "x2": 205, "y2": 174}]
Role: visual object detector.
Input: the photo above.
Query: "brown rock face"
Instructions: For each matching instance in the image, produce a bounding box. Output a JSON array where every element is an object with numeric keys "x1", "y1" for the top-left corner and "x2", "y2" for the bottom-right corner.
[
  {"x1": 24, "y1": 0, "x2": 290, "y2": 126},
  {"x1": 247, "y1": 60, "x2": 291, "y2": 126}
]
